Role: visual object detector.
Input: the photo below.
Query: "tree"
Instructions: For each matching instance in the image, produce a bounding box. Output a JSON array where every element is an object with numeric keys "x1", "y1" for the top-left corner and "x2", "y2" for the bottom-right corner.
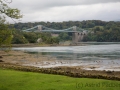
[
  {"x1": 0, "y1": 21, "x2": 13, "y2": 47},
  {"x1": 23, "y1": 32, "x2": 38, "y2": 43},
  {"x1": 0, "y1": 0, "x2": 22, "y2": 47},
  {"x1": 59, "y1": 32, "x2": 71, "y2": 41},
  {"x1": 12, "y1": 30, "x2": 28, "y2": 44},
  {"x1": 0, "y1": 0, "x2": 22, "y2": 19}
]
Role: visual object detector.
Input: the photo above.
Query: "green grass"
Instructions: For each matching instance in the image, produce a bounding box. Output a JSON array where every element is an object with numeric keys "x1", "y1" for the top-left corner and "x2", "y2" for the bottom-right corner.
[{"x1": 0, "y1": 68, "x2": 120, "y2": 90}]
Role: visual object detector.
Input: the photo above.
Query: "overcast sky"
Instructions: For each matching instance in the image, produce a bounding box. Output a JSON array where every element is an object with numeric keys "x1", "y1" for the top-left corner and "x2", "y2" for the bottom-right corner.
[{"x1": 7, "y1": 0, "x2": 120, "y2": 23}]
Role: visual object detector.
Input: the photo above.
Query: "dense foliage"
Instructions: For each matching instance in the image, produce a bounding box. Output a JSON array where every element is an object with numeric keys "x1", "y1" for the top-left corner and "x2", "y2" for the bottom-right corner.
[
  {"x1": 0, "y1": 21, "x2": 13, "y2": 46},
  {"x1": 13, "y1": 20, "x2": 120, "y2": 42},
  {"x1": 13, "y1": 20, "x2": 106, "y2": 30},
  {"x1": 0, "y1": 0, "x2": 22, "y2": 47},
  {"x1": 83, "y1": 21, "x2": 120, "y2": 42},
  {"x1": 12, "y1": 31, "x2": 59, "y2": 44}
]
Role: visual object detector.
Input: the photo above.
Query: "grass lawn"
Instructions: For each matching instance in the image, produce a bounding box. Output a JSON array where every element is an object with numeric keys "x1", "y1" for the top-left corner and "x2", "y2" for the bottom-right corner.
[{"x1": 0, "y1": 68, "x2": 120, "y2": 90}]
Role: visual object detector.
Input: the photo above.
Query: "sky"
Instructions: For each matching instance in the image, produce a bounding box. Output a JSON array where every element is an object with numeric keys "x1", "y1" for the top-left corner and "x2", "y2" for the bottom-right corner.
[{"x1": 7, "y1": 0, "x2": 120, "y2": 23}]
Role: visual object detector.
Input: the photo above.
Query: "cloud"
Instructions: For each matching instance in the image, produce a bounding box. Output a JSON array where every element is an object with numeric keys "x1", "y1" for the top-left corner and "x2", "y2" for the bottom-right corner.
[
  {"x1": 10, "y1": 0, "x2": 120, "y2": 10},
  {"x1": 7, "y1": 0, "x2": 120, "y2": 23}
]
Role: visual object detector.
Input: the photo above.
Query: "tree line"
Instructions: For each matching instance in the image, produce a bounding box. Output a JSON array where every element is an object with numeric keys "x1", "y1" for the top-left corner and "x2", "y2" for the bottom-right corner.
[
  {"x1": 13, "y1": 20, "x2": 107, "y2": 30},
  {"x1": 83, "y1": 21, "x2": 120, "y2": 42},
  {"x1": 12, "y1": 30, "x2": 59, "y2": 44},
  {"x1": 12, "y1": 20, "x2": 120, "y2": 42}
]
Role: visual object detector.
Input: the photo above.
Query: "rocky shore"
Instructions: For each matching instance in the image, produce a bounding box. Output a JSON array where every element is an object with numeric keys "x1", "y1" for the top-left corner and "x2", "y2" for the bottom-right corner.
[
  {"x1": 0, "y1": 62, "x2": 120, "y2": 81},
  {"x1": 0, "y1": 50, "x2": 120, "y2": 81}
]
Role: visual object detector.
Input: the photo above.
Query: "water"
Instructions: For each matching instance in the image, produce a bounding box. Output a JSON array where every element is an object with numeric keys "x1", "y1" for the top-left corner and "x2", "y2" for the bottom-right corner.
[{"x1": 12, "y1": 42, "x2": 120, "y2": 71}]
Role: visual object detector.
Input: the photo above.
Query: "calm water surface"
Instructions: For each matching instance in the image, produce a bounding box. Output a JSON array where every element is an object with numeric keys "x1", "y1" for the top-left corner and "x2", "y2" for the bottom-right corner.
[{"x1": 13, "y1": 42, "x2": 120, "y2": 71}]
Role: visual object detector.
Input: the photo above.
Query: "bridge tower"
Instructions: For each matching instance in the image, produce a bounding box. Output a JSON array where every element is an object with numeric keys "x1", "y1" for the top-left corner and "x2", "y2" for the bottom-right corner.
[
  {"x1": 72, "y1": 26, "x2": 87, "y2": 44},
  {"x1": 72, "y1": 26, "x2": 78, "y2": 44},
  {"x1": 38, "y1": 25, "x2": 42, "y2": 31}
]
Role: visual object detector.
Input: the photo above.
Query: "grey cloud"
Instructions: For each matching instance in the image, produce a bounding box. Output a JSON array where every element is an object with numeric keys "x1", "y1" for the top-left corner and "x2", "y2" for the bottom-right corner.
[
  {"x1": 8, "y1": 0, "x2": 120, "y2": 23},
  {"x1": 41, "y1": 0, "x2": 120, "y2": 7},
  {"x1": 11, "y1": 0, "x2": 120, "y2": 10}
]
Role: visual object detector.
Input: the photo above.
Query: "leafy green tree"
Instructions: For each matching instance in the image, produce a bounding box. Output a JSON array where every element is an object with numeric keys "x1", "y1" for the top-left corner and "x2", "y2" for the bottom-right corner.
[
  {"x1": 0, "y1": 22, "x2": 13, "y2": 47},
  {"x1": 0, "y1": 0, "x2": 22, "y2": 19},
  {"x1": 59, "y1": 32, "x2": 71, "y2": 41},
  {"x1": 0, "y1": 0, "x2": 22, "y2": 47},
  {"x1": 23, "y1": 32, "x2": 38, "y2": 43},
  {"x1": 12, "y1": 30, "x2": 28, "y2": 44}
]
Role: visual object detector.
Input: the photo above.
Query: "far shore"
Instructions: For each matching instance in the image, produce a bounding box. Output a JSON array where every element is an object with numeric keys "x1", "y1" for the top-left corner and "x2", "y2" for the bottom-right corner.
[
  {"x1": 2, "y1": 42, "x2": 88, "y2": 47},
  {"x1": 10, "y1": 43, "x2": 84, "y2": 47},
  {"x1": 8, "y1": 42, "x2": 120, "y2": 47}
]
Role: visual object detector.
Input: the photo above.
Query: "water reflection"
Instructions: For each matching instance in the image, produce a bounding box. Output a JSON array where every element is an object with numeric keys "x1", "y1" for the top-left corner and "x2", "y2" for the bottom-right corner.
[
  {"x1": 34, "y1": 52, "x2": 120, "y2": 61},
  {"x1": 12, "y1": 43, "x2": 120, "y2": 71}
]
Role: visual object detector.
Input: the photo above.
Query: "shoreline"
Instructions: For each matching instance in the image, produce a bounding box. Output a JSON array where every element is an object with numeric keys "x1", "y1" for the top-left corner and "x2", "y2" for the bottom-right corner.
[
  {"x1": 1, "y1": 50, "x2": 120, "y2": 71},
  {"x1": 2, "y1": 42, "x2": 120, "y2": 48},
  {"x1": 3, "y1": 43, "x2": 86, "y2": 48},
  {"x1": 11, "y1": 42, "x2": 120, "y2": 47},
  {"x1": 0, "y1": 62, "x2": 120, "y2": 81},
  {"x1": 0, "y1": 50, "x2": 120, "y2": 81}
]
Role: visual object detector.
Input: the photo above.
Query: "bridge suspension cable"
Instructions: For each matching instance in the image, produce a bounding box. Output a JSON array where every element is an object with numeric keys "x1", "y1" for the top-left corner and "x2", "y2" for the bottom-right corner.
[
  {"x1": 22, "y1": 26, "x2": 38, "y2": 32},
  {"x1": 22, "y1": 25, "x2": 89, "y2": 33}
]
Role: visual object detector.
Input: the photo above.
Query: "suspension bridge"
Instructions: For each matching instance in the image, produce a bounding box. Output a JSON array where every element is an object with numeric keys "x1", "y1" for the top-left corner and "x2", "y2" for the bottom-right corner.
[{"x1": 22, "y1": 25, "x2": 89, "y2": 43}]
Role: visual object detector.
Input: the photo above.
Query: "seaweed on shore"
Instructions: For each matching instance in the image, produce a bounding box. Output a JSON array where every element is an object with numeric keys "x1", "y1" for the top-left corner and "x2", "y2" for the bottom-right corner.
[{"x1": 0, "y1": 62, "x2": 120, "y2": 81}]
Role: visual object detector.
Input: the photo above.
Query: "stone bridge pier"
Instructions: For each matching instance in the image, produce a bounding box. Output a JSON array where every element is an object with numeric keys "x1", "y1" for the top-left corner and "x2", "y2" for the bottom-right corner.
[
  {"x1": 72, "y1": 26, "x2": 86, "y2": 44},
  {"x1": 38, "y1": 25, "x2": 42, "y2": 31}
]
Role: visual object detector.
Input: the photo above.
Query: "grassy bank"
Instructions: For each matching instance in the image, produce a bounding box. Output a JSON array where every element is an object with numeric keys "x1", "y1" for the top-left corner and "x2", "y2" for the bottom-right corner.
[
  {"x1": 0, "y1": 68, "x2": 120, "y2": 90},
  {"x1": 0, "y1": 62, "x2": 120, "y2": 81}
]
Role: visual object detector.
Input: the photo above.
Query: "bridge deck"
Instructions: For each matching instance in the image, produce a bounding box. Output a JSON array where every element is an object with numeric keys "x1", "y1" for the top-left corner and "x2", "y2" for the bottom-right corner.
[{"x1": 35, "y1": 30, "x2": 83, "y2": 33}]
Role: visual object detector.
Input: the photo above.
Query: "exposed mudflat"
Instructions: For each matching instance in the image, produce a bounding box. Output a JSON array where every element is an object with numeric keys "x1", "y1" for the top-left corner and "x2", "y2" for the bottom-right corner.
[{"x1": 0, "y1": 50, "x2": 120, "y2": 71}]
